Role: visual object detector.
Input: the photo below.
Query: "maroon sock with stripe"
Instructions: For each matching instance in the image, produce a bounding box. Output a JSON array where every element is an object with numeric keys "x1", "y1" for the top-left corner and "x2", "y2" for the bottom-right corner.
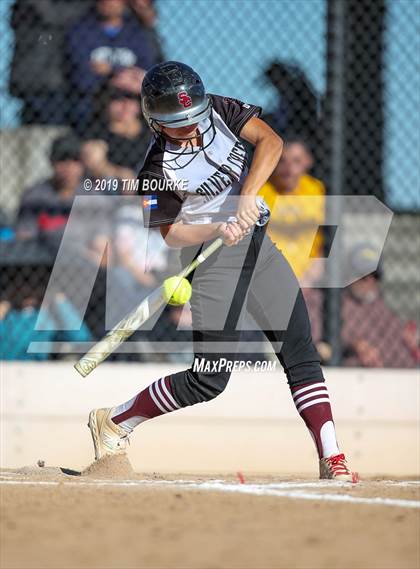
[
  {"x1": 111, "y1": 377, "x2": 180, "y2": 432},
  {"x1": 290, "y1": 381, "x2": 340, "y2": 459}
]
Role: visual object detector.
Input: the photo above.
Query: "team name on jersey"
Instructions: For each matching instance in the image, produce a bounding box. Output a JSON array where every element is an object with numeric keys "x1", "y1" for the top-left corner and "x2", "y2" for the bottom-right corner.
[{"x1": 196, "y1": 141, "x2": 248, "y2": 202}]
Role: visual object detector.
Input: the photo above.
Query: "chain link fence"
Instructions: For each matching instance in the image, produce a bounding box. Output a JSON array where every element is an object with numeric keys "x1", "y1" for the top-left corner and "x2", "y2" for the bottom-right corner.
[{"x1": 0, "y1": 0, "x2": 419, "y2": 367}]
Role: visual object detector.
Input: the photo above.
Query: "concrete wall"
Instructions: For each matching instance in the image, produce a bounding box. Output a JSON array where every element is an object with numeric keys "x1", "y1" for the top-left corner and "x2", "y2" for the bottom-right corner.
[{"x1": 1, "y1": 362, "x2": 419, "y2": 476}]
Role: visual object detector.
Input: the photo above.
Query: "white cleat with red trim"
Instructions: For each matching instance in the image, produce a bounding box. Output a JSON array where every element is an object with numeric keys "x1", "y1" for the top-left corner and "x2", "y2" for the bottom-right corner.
[
  {"x1": 88, "y1": 408, "x2": 129, "y2": 461},
  {"x1": 319, "y1": 453, "x2": 358, "y2": 482}
]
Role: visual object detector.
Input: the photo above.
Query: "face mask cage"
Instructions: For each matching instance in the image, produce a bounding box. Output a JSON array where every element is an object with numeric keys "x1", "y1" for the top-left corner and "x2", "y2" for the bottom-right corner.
[{"x1": 149, "y1": 111, "x2": 217, "y2": 171}]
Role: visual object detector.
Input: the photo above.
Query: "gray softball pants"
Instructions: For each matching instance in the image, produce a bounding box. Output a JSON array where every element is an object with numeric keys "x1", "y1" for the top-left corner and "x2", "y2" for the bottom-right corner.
[{"x1": 169, "y1": 225, "x2": 323, "y2": 407}]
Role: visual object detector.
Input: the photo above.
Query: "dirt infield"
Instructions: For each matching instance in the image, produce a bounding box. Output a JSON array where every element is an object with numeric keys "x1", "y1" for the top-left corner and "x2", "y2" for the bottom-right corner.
[{"x1": 1, "y1": 457, "x2": 419, "y2": 569}]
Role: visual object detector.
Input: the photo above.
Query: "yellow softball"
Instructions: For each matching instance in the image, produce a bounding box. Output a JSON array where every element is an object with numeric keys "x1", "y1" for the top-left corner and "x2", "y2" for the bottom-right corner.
[{"x1": 162, "y1": 276, "x2": 192, "y2": 306}]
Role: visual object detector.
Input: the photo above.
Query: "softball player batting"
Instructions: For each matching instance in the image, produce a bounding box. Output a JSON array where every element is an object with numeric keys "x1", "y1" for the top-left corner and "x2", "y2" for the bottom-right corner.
[{"x1": 88, "y1": 61, "x2": 354, "y2": 480}]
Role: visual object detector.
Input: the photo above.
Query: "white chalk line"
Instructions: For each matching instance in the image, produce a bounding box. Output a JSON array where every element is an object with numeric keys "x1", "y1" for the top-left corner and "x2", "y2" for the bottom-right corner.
[
  {"x1": 0, "y1": 477, "x2": 419, "y2": 509},
  {"x1": 0, "y1": 474, "x2": 418, "y2": 489},
  {"x1": 385, "y1": 480, "x2": 420, "y2": 486},
  {"x1": 0, "y1": 478, "x2": 349, "y2": 489}
]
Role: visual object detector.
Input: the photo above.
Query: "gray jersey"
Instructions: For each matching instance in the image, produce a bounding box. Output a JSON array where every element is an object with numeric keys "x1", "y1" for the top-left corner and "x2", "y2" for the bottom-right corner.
[{"x1": 138, "y1": 94, "x2": 262, "y2": 227}]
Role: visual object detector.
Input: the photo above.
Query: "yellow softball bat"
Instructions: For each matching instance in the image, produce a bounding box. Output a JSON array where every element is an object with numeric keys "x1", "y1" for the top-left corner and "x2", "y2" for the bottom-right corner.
[{"x1": 74, "y1": 238, "x2": 223, "y2": 377}]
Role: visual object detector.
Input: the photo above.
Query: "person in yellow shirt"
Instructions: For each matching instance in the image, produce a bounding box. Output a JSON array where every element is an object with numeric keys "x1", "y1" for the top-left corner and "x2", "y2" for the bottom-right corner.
[{"x1": 259, "y1": 138, "x2": 326, "y2": 285}]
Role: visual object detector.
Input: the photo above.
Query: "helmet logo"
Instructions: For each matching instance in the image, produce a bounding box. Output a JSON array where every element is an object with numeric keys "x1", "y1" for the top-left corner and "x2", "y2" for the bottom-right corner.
[{"x1": 178, "y1": 91, "x2": 192, "y2": 108}]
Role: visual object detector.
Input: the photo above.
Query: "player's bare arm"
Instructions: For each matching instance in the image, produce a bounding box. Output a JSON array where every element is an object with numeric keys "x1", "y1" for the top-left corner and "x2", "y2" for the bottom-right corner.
[
  {"x1": 237, "y1": 117, "x2": 283, "y2": 231},
  {"x1": 160, "y1": 220, "x2": 245, "y2": 248},
  {"x1": 159, "y1": 220, "x2": 221, "y2": 248}
]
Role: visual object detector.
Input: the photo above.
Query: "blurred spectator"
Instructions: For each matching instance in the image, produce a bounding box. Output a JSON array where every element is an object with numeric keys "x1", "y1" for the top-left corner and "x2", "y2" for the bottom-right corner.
[
  {"x1": 108, "y1": 66, "x2": 146, "y2": 95},
  {"x1": 9, "y1": 0, "x2": 90, "y2": 125},
  {"x1": 263, "y1": 61, "x2": 321, "y2": 141},
  {"x1": 341, "y1": 245, "x2": 419, "y2": 368},
  {"x1": 307, "y1": 245, "x2": 420, "y2": 368},
  {"x1": 16, "y1": 134, "x2": 84, "y2": 251},
  {"x1": 81, "y1": 80, "x2": 150, "y2": 179},
  {"x1": 65, "y1": 0, "x2": 159, "y2": 128},
  {"x1": 129, "y1": 0, "x2": 165, "y2": 62},
  {"x1": 259, "y1": 137, "x2": 325, "y2": 286},
  {"x1": 0, "y1": 288, "x2": 91, "y2": 361}
]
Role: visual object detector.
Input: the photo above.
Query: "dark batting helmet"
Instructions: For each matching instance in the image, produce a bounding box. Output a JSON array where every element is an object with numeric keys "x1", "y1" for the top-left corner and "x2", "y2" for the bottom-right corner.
[
  {"x1": 141, "y1": 61, "x2": 215, "y2": 163},
  {"x1": 141, "y1": 61, "x2": 216, "y2": 165},
  {"x1": 141, "y1": 61, "x2": 212, "y2": 130}
]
